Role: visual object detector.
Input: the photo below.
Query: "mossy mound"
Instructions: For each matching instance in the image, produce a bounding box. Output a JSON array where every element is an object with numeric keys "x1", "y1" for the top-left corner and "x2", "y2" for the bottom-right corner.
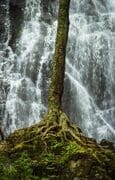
[{"x1": 0, "y1": 111, "x2": 115, "y2": 179}]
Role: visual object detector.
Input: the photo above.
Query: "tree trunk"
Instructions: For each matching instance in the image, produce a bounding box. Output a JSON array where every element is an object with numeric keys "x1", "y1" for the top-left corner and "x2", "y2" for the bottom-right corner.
[{"x1": 48, "y1": 0, "x2": 70, "y2": 111}]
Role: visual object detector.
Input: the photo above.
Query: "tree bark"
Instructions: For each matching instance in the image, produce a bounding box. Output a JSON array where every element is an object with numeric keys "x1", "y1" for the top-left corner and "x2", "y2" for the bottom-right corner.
[{"x1": 48, "y1": 0, "x2": 70, "y2": 111}]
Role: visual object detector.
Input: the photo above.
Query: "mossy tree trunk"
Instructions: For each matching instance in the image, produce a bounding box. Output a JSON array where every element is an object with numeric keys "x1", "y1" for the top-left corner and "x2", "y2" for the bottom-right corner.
[
  {"x1": 41, "y1": 0, "x2": 83, "y2": 141},
  {"x1": 48, "y1": 0, "x2": 70, "y2": 111}
]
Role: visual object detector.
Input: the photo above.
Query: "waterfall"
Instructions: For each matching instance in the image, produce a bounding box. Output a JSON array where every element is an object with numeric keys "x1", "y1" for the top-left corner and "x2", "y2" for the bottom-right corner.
[
  {"x1": 64, "y1": 0, "x2": 115, "y2": 142},
  {"x1": 0, "y1": 0, "x2": 58, "y2": 134},
  {"x1": 0, "y1": 0, "x2": 115, "y2": 142}
]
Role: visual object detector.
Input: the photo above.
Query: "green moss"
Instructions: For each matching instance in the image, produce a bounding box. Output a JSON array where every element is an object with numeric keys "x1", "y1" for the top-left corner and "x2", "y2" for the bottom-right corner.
[
  {"x1": 0, "y1": 117, "x2": 114, "y2": 179},
  {"x1": 0, "y1": 152, "x2": 33, "y2": 180},
  {"x1": 59, "y1": 141, "x2": 84, "y2": 163},
  {"x1": 0, "y1": 128, "x2": 115, "y2": 179}
]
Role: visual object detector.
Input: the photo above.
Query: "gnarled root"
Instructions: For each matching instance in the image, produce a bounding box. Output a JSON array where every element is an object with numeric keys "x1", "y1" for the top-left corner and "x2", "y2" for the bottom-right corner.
[
  {"x1": 11, "y1": 109, "x2": 103, "y2": 152},
  {"x1": 34, "y1": 111, "x2": 89, "y2": 147}
]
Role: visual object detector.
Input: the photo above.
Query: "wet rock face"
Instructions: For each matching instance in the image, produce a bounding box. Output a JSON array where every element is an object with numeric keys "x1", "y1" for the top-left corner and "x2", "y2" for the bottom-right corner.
[
  {"x1": 100, "y1": 139, "x2": 115, "y2": 149},
  {"x1": 0, "y1": 1, "x2": 10, "y2": 123},
  {"x1": 9, "y1": 0, "x2": 26, "y2": 8},
  {"x1": 9, "y1": 0, "x2": 26, "y2": 49},
  {"x1": 0, "y1": 0, "x2": 7, "y2": 44},
  {"x1": 0, "y1": 79, "x2": 10, "y2": 122},
  {"x1": 40, "y1": 0, "x2": 58, "y2": 23},
  {"x1": 0, "y1": 0, "x2": 25, "y2": 46}
]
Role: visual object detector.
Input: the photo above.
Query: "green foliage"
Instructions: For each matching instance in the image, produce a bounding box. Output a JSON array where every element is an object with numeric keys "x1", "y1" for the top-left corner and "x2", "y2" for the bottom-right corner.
[
  {"x1": 66, "y1": 141, "x2": 78, "y2": 154},
  {"x1": 0, "y1": 152, "x2": 33, "y2": 180},
  {"x1": 0, "y1": 153, "x2": 7, "y2": 179},
  {"x1": 12, "y1": 152, "x2": 32, "y2": 180},
  {"x1": 50, "y1": 139, "x2": 64, "y2": 154},
  {"x1": 5, "y1": 165, "x2": 17, "y2": 179},
  {"x1": 60, "y1": 141, "x2": 85, "y2": 164},
  {"x1": 43, "y1": 153, "x2": 55, "y2": 163}
]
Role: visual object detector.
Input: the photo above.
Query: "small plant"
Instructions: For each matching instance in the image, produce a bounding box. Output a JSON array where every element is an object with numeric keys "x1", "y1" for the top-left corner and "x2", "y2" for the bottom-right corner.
[
  {"x1": 0, "y1": 153, "x2": 6, "y2": 179},
  {"x1": 0, "y1": 152, "x2": 33, "y2": 180},
  {"x1": 43, "y1": 153, "x2": 55, "y2": 163},
  {"x1": 5, "y1": 165, "x2": 17, "y2": 179},
  {"x1": 13, "y1": 152, "x2": 33, "y2": 180}
]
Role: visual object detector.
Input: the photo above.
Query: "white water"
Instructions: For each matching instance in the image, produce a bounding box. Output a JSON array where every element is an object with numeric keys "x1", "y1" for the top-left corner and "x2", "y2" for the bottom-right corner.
[
  {"x1": 2, "y1": 0, "x2": 57, "y2": 134},
  {"x1": 64, "y1": 0, "x2": 115, "y2": 141},
  {"x1": 0, "y1": 0, "x2": 115, "y2": 142}
]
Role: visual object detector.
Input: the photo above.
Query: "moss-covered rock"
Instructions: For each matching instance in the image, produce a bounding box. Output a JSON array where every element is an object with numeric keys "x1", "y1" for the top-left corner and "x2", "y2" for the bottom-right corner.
[{"x1": 0, "y1": 111, "x2": 114, "y2": 180}]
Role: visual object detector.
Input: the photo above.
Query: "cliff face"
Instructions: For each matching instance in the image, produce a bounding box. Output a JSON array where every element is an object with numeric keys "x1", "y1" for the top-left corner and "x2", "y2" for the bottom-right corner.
[
  {"x1": 0, "y1": 0, "x2": 7, "y2": 43},
  {"x1": 0, "y1": 0, "x2": 26, "y2": 45},
  {"x1": 9, "y1": 0, "x2": 25, "y2": 7},
  {"x1": 8, "y1": 0, "x2": 25, "y2": 48}
]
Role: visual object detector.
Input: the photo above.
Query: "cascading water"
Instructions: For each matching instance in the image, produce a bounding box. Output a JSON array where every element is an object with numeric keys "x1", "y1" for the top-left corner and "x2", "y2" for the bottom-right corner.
[
  {"x1": 0, "y1": 0, "x2": 58, "y2": 135},
  {"x1": 0, "y1": 0, "x2": 115, "y2": 142},
  {"x1": 64, "y1": 0, "x2": 115, "y2": 142},
  {"x1": 0, "y1": 0, "x2": 12, "y2": 131}
]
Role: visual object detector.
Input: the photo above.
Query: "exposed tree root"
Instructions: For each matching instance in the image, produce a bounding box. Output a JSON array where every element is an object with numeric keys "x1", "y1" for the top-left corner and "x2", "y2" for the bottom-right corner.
[
  {"x1": 3, "y1": 109, "x2": 107, "y2": 154},
  {"x1": 0, "y1": 109, "x2": 114, "y2": 180},
  {"x1": 38, "y1": 111, "x2": 83, "y2": 144},
  {"x1": 15, "y1": 110, "x2": 104, "y2": 151},
  {"x1": 43, "y1": 125, "x2": 59, "y2": 137}
]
